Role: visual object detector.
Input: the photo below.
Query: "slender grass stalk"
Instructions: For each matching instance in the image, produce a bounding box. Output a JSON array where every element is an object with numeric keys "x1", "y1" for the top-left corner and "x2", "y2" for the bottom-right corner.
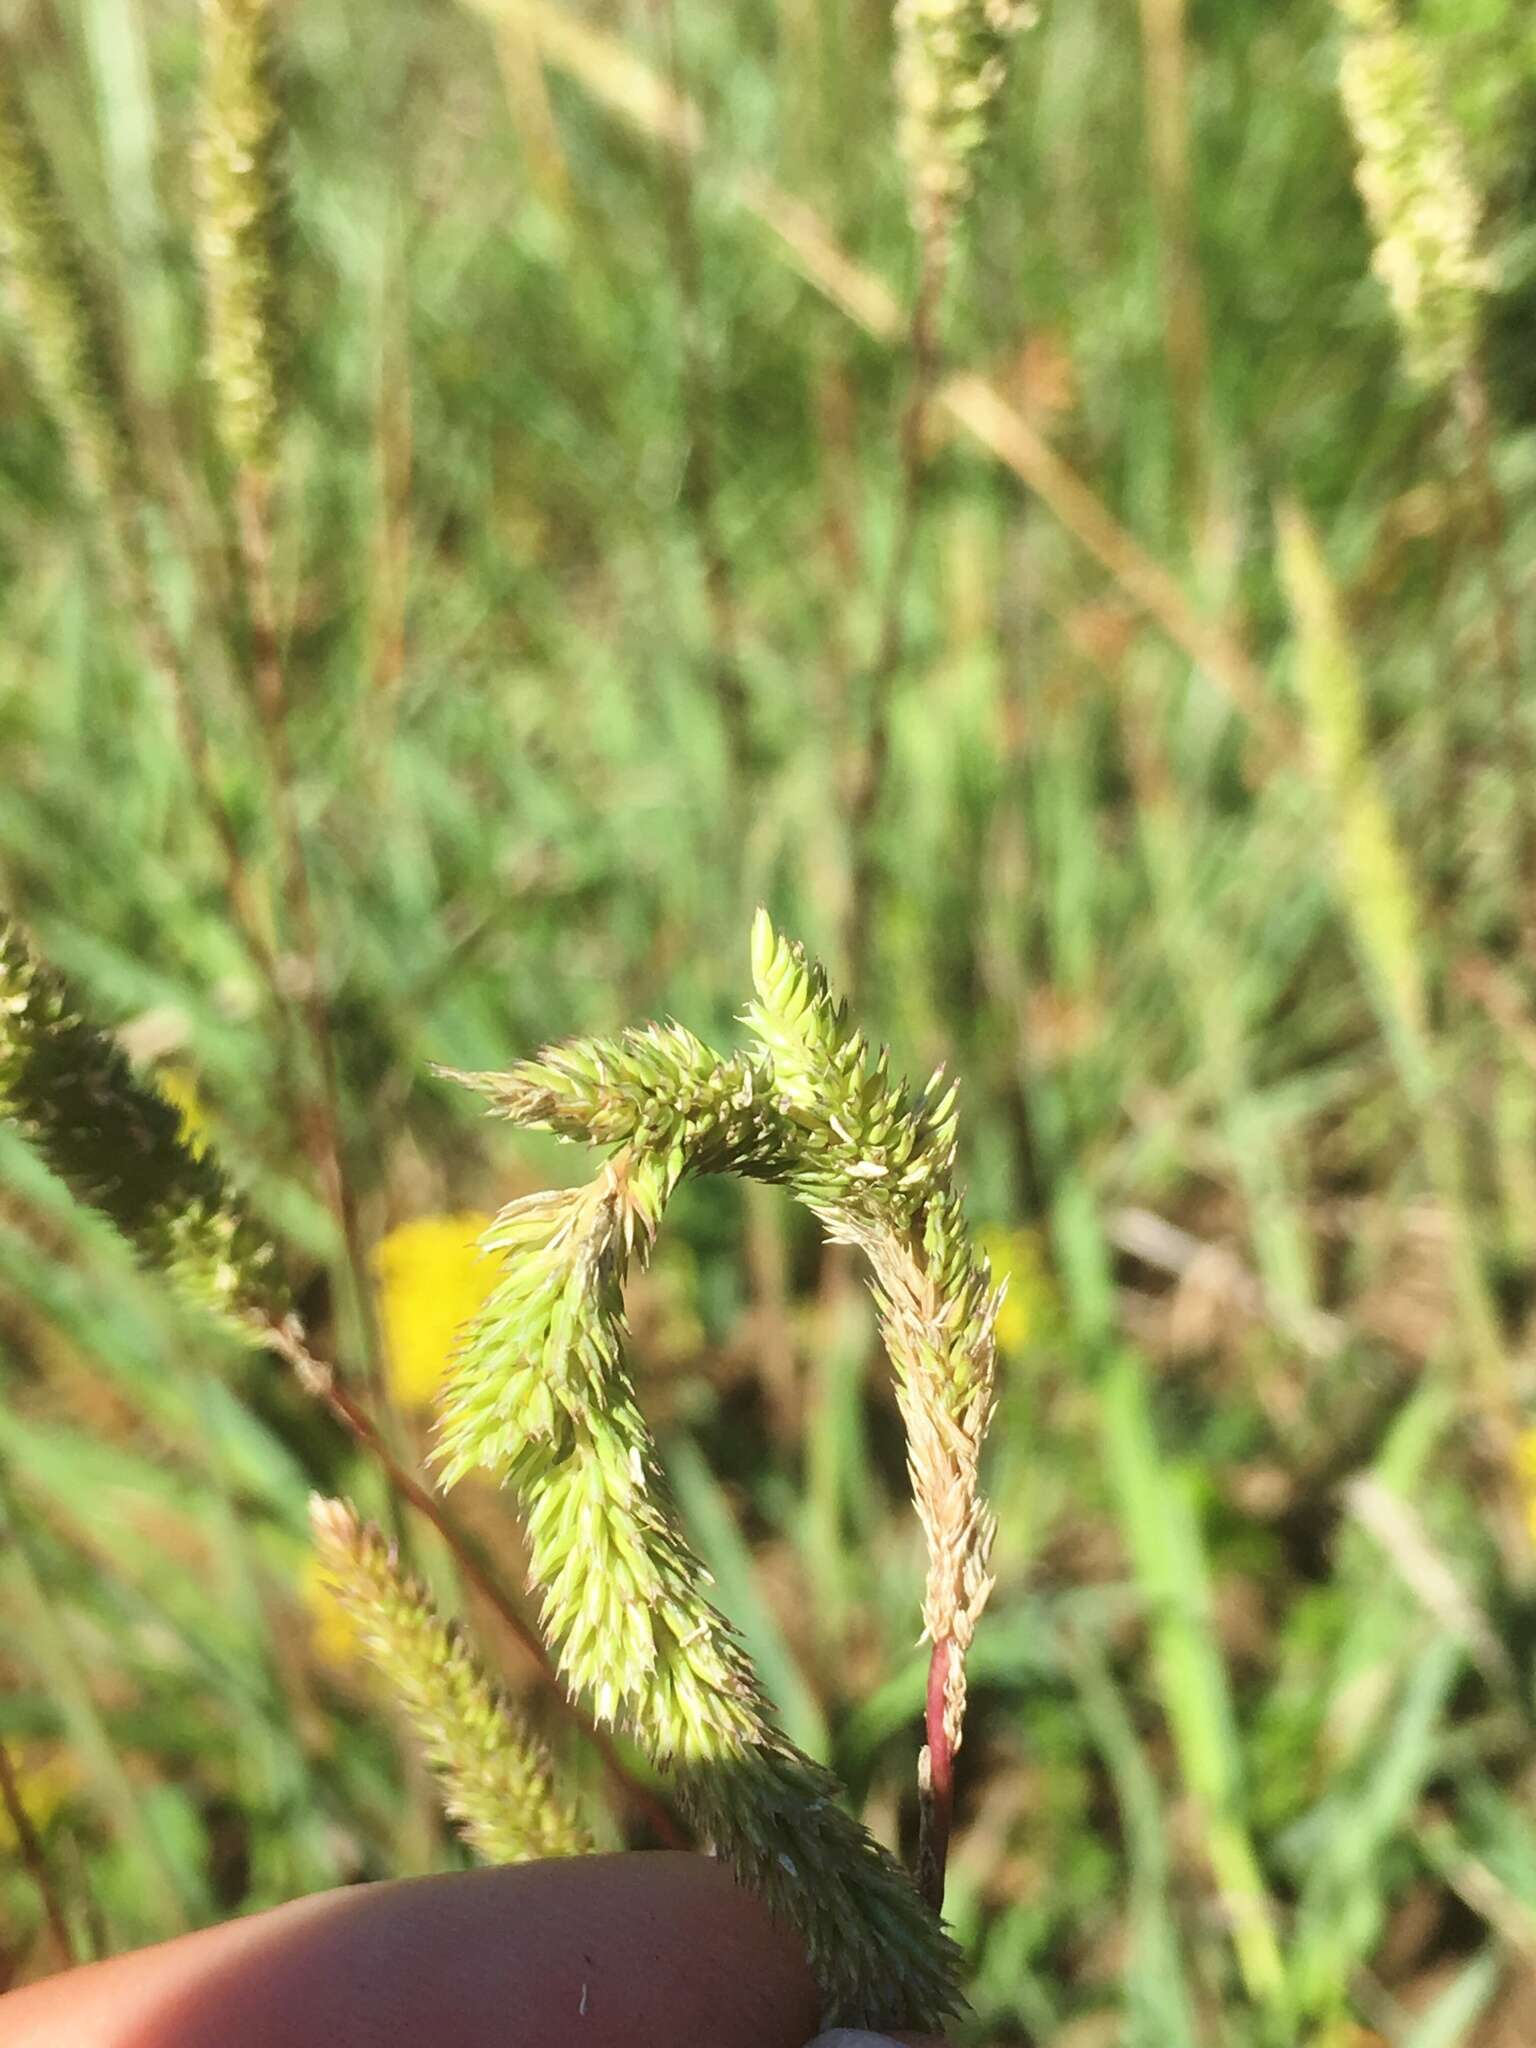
[
  {"x1": 194, "y1": 0, "x2": 385, "y2": 1394},
  {"x1": 82, "y1": 0, "x2": 176, "y2": 381},
  {"x1": 1288, "y1": 1636, "x2": 1461, "y2": 2020},
  {"x1": 1276, "y1": 500, "x2": 1523, "y2": 1488},
  {"x1": 842, "y1": 224, "x2": 942, "y2": 994},
  {"x1": 1101, "y1": 1353, "x2": 1287, "y2": 2013},
  {"x1": 0, "y1": 63, "x2": 137, "y2": 522},
  {"x1": 1332, "y1": 0, "x2": 1533, "y2": 930},
  {"x1": 1135, "y1": 0, "x2": 1211, "y2": 541},
  {"x1": 1452, "y1": 367, "x2": 1533, "y2": 937},
  {"x1": 0, "y1": 1736, "x2": 76, "y2": 1967},
  {"x1": 486, "y1": 8, "x2": 574, "y2": 214},
  {"x1": 1120, "y1": 662, "x2": 1319, "y2": 1346},
  {"x1": 0, "y1": 52, "x2": 316, "y2": 1163},
  {"x1": 1061, "y1": 1627, "x2": 1201, "y2": 2048},
  {"x1": 846, "y1": 0, "x2": 1033, "y2": 988},
  {"x1": 649, "y1": 0, "x2": 755, "y2": 799},
  {"x1": 892, "y1": 0, "x2": 1033, "y2": 257},
  {"x1": 363, "y1": 221, "x2": 413, "y2": 778}
]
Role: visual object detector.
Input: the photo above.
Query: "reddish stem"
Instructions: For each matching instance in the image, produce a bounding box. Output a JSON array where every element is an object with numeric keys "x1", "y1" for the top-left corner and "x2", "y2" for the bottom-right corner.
[{"x1": 918, "y1": 1634, "x2": 955, "y2": 1913}]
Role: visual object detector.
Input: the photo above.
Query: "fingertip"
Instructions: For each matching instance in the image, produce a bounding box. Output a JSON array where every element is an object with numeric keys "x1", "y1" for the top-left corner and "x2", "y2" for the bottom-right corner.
[
  {"x1": 804, "y1": 2033, "x2": 951, "y2": 2047},
  {"x1": 0, "y1": 1854, "x2": 822, "y2": 2048}
]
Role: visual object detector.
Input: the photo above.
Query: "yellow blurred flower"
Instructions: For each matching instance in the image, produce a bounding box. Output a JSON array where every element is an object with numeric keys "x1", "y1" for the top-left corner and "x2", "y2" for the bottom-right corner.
[
  {"x1": 371, "y1": 1212, "x2": 499, "y2": 1409},
  {"x1": 0, "y1": 1746, "x2": 80, "y2": 1850},
  {"x1": 299, "y1": 1551, "x2": 363, "y2": 1668},
  {"x1": 977, "y1": 1225, "x2": 1055, "y2": 1359},
  {"x1": 155, "y1": 1063, "x2": 212, "y2": 1160}
]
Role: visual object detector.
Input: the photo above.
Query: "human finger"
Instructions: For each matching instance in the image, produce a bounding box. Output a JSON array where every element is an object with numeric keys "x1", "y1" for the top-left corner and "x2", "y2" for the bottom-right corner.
[
  {"x1": 805, "y1": 2032, "x2": 951, "y2": 2046},
  {"x1": 0, "y1": 1851, "x2": 823, "y2": 2048}
]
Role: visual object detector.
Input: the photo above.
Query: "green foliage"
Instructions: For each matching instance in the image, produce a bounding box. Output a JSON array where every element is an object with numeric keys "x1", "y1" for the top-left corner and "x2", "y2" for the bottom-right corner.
[{"x1": 2, "y1": 0, "x2": 1536, "y2": 2038}]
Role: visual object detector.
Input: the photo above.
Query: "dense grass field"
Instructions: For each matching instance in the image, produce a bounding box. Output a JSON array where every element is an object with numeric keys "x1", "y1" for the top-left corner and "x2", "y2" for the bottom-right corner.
[{"x1": 4, "y1": 0, "x2": 1536, "y2": 2039}]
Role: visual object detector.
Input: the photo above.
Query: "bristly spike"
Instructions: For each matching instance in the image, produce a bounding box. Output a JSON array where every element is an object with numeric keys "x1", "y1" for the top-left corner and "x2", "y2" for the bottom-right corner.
[
  {"x1": 0, "y1": 918, "x2": 287, "y2": 1333},
  {"x1": 195, "y1": 0, "x2": 292, "y2": 474},
  {"x1": 895, "y1": 0, "x2": 1036, "y2": 255},
  {"x1": 740, "y1": 922, "x2": 998, "y2": 1876},
  {"x1": 309, "y1": 1497, "x2": 590, "y2": 1864},
  {"x1": 0, "y1": 71, "x2": 140, "y2": 531},
  {"x1": 433, "y1": 920, "x2": 996, "y2": 2001},
  {"x1": 1333, "y1": 0, "x2": 1490, "y2": 389},
  {"x1": 437, "y1": 1153, "x2": 962, "y2": 2029}
]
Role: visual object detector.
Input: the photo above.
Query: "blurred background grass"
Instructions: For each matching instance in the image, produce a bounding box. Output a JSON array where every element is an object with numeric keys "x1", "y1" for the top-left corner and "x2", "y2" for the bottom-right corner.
[{"x1": 4, "y1": 0, "x2": 1536, "y2": 2040}]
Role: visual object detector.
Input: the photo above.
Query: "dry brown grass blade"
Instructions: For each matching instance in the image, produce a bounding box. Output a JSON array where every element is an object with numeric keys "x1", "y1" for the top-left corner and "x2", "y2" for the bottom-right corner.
[{"x1": 463, "y1": 0, "x2": 1289, "y2": 757}]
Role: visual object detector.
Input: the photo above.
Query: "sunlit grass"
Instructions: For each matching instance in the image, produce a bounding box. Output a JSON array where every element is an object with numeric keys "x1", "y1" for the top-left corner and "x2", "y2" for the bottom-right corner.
[{"x1": 2, "y1": 0, "x2": 1536, "y2": 2036}]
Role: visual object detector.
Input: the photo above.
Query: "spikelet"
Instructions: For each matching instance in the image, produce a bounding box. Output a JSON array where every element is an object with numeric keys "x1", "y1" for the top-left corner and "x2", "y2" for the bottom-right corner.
[
  {"x1": 195, "y1": 0, "x2": 290, "y2": 473},
  {"x1": 893, "y1": 0, "x2": 1035, "y2": 251},
  {"x1": 437, "y1": 1022, "x2": 777, "y2": 1172},
  {"x1": 0, "y1": 69, "x2": 138, "y2": 530},
  {"x1": 744, "y1": 913, "x2": 998, "y2": 1762},
  {"x1": 1334, "y1": 0, "x2": 1490, "y2": 388},
  {"x1": 309, "y1": 1498, "x2": 591, "y2": 1864},
  {"x1": 0, "y1": 920, "x2": 286, "y2": 1331},
  {"x1": 1275, "y1": 501, "x2": 1429, "y2": 1061}
]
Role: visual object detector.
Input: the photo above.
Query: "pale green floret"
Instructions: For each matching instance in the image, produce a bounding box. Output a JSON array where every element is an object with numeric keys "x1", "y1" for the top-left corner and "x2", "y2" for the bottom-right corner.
[
  {"x1": 196, "y1": 0, "x2": 291, "y2": 472},
  {"x1": 0, "y1": 71, "x2": 139, "y2": 527},
  {"x1": 438, "y1": 1022, "x2": 776, "y2": 1173},
  {"x1": 0, "y1": 919, "x2": 287, "y2": 1334},
  {"x1": 893, "y1": 0, "x2": 1036, "y2": 245},
  {"x1": 1333, "y1": 0, "x2": 1490, "y2": 388},
  {"x1": 310, "y1": 1497, "x2": 591, "y2": 1864}
]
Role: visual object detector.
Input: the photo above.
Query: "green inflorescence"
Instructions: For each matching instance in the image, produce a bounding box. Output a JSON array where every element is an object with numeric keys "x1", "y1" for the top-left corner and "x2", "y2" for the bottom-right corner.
[
  {"x1": 0, "y1": 68, "x2": 140, "y2": 530},
  {"x1": 195, "y1": 0, "x2": 291, "y2": 474},
  {"x1": 1333, "y1": 0, "x2": 1490, "y2": 389},
  {"x1": 0, "y1": 919, "x2": 287, "y2": 1332},
  {"x1": 893, "y1": 0, "x2": 1035, "y2": 248},
  {"x1": 439, "y1": 912, "x2": 999, "y2": 2030},
  {"x1": 310, "y1": 1497, "x2": 593, "y2": 1865}
]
